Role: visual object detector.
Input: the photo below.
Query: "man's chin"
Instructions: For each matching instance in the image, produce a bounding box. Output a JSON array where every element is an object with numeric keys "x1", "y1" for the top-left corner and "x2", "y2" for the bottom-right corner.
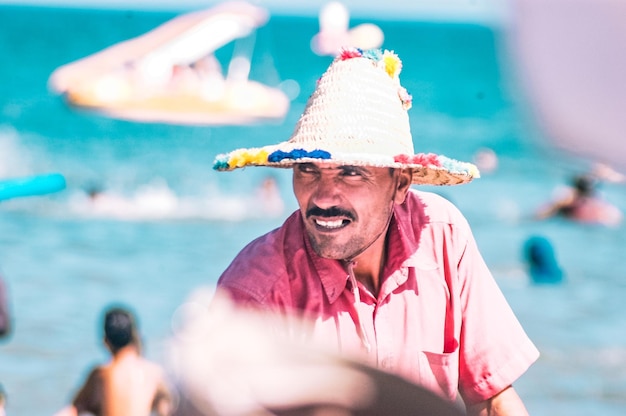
[{"x1": 310, "y1": 241, "x2": 356, "y2": 261}]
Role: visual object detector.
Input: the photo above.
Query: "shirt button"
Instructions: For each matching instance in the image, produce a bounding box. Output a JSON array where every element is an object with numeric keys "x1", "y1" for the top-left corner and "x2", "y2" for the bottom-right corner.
[{"x1": 380, "y1": 358, "x2": 390, "y2": 368}]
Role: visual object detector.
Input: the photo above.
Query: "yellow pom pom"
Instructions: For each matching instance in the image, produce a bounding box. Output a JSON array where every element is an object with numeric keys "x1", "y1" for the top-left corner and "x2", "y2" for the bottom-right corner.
[
  {"x1": 229, "y1": 149, "x2": 248, "y2": 168},
  {"x1": 382, "y1": 50, "x2": 402, "y2": 79},
  {"x1": 228, "y1": 148, "x2": 269, "y2": 168},
  {"x1": 250, "y1": 149, "x2": 269, "y2": 165}
]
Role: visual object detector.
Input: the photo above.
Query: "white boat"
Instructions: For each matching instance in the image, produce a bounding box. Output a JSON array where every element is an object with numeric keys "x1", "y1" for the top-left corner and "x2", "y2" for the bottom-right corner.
[{"x1": 48, "y1": 1, "x2": 290, "y2": 126}]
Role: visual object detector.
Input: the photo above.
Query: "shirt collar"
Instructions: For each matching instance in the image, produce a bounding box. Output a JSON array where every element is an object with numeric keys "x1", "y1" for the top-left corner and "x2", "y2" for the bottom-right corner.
[{"x1": 302, "y1": 228, "x2": 348, "y2": 304}]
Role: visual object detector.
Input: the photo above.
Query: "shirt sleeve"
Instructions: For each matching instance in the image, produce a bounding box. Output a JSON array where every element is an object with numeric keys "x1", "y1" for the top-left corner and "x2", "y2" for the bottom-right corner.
[{"x1": 456, "y1": 225, "x2": 539, "y2": 403}]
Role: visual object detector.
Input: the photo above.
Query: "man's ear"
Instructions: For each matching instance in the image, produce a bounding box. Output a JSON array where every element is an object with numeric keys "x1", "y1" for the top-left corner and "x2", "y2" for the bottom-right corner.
[{"x1": 393, "y1": 169, "x2": 413, "y2": 204}]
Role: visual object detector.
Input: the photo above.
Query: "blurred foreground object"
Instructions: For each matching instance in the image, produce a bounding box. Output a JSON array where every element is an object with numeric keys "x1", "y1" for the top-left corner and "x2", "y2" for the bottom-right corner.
[
  {"x1": 311, "y1": 2, "x2": 384, "y2": 56},
  {"x1": 168, "y1": 290, "x2": 464, "y2": 416},
  {"x1": 507, "y1": 0, "x2": 626, "y2": 172},
  {"x1": 48, "y1": 1, "x2": 290, "y2": 126}
]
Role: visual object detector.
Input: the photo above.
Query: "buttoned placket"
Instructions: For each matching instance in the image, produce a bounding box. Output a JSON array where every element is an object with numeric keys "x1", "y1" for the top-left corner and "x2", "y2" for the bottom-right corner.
[
  {"x1": 374, "y1": 266, "x2": 410, "y2": 372},
  {"x1": 347, "y1": 265, "x2": 412, "y2": 371}
]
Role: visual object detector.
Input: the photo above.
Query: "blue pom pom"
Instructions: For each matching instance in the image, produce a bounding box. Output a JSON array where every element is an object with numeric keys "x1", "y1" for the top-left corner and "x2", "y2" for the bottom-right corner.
[{"x1": 268, "y1": 149, "x2": 332, "y2": 163}]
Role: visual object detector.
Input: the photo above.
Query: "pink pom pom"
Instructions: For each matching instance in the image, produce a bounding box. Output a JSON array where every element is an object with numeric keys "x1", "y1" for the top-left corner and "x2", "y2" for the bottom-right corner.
[{"x1": 339, "y1": 48, "x2": 363, "y2": 60}]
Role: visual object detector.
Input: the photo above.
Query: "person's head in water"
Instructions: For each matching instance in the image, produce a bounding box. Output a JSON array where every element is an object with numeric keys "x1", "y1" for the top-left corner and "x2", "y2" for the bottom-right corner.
[
  {"x1": 85, "y1": 183, "x2": 104, "y2": 200},
  {"x1": 572, "y1": 174, "x2": 595, "y2": 197},
  {"x1": 523, "y1": 236, "x2": 564, "y2": 284},
  {"x1": 103, "y1": 306, "x2": 139, "y2": 354}
]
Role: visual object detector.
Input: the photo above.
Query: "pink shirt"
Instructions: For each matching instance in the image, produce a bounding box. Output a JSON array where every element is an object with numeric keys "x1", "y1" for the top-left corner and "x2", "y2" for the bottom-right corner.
[{"x1": 216, "y1": 190, "x2": 539, "y2": 403}]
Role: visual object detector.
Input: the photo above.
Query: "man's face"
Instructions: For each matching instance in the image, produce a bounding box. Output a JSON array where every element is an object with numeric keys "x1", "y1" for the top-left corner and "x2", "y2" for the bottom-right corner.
[{"x1": 292, "y1": 162, "x2": 410, "y2": 260}]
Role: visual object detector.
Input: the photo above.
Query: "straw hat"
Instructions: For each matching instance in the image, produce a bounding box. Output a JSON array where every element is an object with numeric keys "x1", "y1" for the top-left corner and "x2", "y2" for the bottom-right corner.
[{"x1": 213, "y1": 48, "x2": 479, "y2": 185}]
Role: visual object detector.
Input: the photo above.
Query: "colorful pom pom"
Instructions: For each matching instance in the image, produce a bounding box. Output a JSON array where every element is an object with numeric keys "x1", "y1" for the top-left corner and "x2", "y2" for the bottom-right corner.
[
  {"x1": 382, "y1": 50, "x2": 402, "y2": 79},
  {"x1": 362, "y1": 49, "x2": 383, "y2": 61},
  {"x1": 339, "y1": 48, "x2": 363, "y2": 60},
  {"x1": 338, "y1": 48, "x2": 410, "y2": 111},
  {"x1": 439, "y1": 157, "x2": 480, "y2": 177},
  {"x1": 268, "y1": 149, "x2": 332, "y2": 163},
  {"x1": 398, "y1": 87, "x2": 412, "y2": 110},
  {"x1": 213, "y1": 154, "x2": 230, "y2": 170},
  {"x1": 394, "y1": 153, "x2": 442, "y2": 167}
]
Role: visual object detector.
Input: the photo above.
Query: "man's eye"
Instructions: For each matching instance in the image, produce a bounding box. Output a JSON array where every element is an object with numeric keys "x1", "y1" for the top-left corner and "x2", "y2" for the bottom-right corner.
[
  {"x1": 342, "y1": 168, "x2": 362, "y2": 177},
  {"x1": 297, "y1": 164, "x2": 316, "y2": 174}
]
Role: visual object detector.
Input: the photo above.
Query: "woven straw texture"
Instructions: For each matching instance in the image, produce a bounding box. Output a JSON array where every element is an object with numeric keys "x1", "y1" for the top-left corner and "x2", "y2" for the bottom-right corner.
[
  {"x1": 213, "y1": 51, "x2": 479, "y2": 186},
  {"x1": 286, "y1": 57, "x2": 413, "y2": 156}
]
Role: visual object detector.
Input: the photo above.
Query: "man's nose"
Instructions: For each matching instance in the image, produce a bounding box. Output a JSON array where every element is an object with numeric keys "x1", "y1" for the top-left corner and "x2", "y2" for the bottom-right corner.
[{"x1": 310, "y1": 174, "x2": 342, "y2": 208}]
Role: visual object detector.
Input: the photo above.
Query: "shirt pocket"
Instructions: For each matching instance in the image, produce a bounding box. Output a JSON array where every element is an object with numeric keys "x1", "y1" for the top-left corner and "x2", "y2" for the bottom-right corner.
[{"x1": 418, "y1": 349, "x2": 460, "y2": 400}]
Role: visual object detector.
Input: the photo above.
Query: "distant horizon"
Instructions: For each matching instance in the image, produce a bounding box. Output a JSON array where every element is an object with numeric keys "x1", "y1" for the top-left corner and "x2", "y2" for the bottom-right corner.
[{"x1": 0, "y1": 0, "x2": 509, "y2": 23}]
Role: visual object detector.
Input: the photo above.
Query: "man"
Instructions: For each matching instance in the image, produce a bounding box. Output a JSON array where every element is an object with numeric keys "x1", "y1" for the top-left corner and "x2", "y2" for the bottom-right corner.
[
  {"x1": 212, "y1": 48, "x2": 539, "y2": 415},
  {"x1": 55, "y1": 306, "x2": 173, "y2": 416}
]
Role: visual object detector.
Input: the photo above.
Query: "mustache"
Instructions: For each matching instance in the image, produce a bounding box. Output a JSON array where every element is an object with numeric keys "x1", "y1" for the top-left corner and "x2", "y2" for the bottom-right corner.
[{"x1": 306, "y1": 206, "x2": 356, "y2": 221}]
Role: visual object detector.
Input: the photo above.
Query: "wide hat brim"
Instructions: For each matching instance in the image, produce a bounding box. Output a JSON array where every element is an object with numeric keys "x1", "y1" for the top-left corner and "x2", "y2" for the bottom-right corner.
[
  {"x1": 214, "y1": 142, "x2": 479, "y2": 186},
  {"x1": 213, "y1": 49, "x2": 480, "y2": 186}
]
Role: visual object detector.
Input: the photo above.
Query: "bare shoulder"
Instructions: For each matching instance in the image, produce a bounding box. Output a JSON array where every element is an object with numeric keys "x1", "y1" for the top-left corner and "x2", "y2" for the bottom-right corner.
[{"x1": 140, "y1": 358, "x2": 168, "y2": 379}]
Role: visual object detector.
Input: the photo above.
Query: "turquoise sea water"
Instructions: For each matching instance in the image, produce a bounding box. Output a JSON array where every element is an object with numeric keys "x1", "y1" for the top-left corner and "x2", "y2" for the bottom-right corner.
[{"x1": 1, "y1": 5, "x2": 625, "y2": 415}]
